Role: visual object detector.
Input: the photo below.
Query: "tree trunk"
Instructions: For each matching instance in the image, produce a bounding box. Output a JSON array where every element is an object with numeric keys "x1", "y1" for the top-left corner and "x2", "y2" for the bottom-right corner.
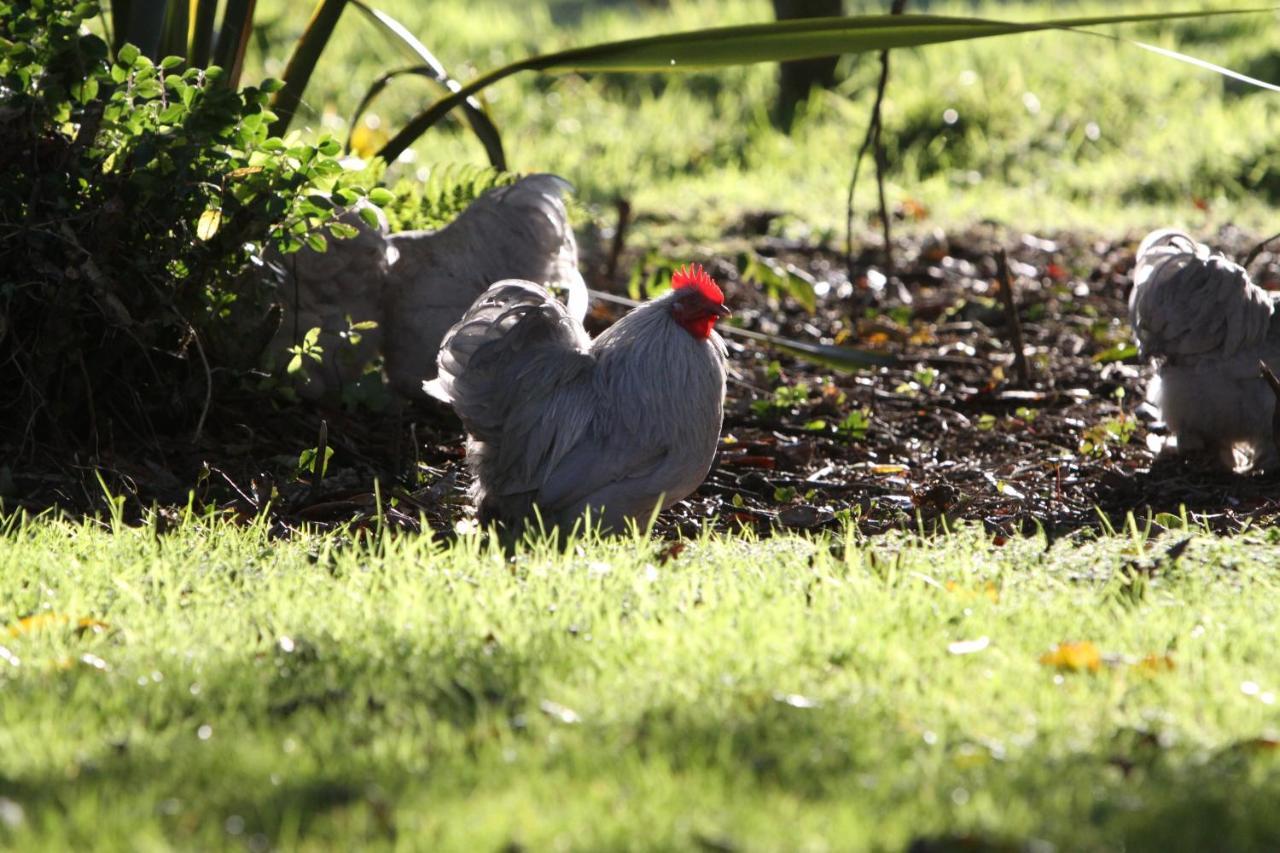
[{"x1": 772, "y1": 0, "x2": 843, "y2": 132}]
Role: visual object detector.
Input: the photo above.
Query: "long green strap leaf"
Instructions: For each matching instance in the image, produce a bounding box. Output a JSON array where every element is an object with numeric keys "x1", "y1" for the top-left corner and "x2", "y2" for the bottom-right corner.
[
  {"x1": 588, "y1": 291, "x2": 897, "y2": 370},
  {"x1": 160, "y1": 0, "x2": 189, "y2": 61},
  {"x1": 121, "y1": 0, "x2": 168, "y2": 60},
  {"x1": 378, "y1": 6, "x2": 1280, "y2": 163},
  {"x1": 189, "y1": 0, "x2": 219, "y2": 67},
  {"x1": 345, "y1": 1, "x2": 506, "y2": 168},
  {"x1": 212, "y1": 0, "x2": 257, "y2": 88},
  {"x1": 269, "y1": 0, "x2": 348, "y2": 136}
]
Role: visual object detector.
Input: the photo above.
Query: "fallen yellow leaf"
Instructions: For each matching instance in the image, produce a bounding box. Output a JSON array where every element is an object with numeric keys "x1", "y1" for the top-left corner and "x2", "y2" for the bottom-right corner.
[
  {"x1": 944, "y1": 580, "x2": 1000, "y2": 603},
  {"x1": 7, "y1": 614, "x2": 110, "y2": 638},
  {"x1": 1135, "y1": 653, "x2": 1175, "y2": 675},
  {"x1": 1040, "y1": 641, "x2": 1101, "y2": 673}
]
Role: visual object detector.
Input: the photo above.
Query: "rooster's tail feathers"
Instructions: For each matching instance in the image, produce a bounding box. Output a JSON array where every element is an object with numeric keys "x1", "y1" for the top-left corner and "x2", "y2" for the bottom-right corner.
[{"x1": 427, "y1": 280, "x2": 591, "y2": 441}]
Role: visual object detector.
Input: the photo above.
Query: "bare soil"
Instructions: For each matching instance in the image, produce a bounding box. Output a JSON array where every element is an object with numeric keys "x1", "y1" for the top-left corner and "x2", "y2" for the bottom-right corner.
[{"x1": 8, "y1": 222, "x2": 1280, "y2": 541}]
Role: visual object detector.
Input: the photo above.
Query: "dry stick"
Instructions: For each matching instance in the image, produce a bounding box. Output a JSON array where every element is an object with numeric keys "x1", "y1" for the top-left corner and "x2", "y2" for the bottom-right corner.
[
  {"x1": 1244, "y1": 229, "x2": 1280, "y2": 270},
  {"x1": 189, "y1": 327, "x2": 213, "y2": 444},
  {"x1": 604, "y1": 197, "x2": 631, "y2": 283},
  {"x1": 1258, "y1": 362, "x2": 1280, "y2": 452},
  {"x1": 871, "y1": 51, "x2": 895, "y2": 275},
  {"x1": 844, "y1": 0, "x2": 906, "y2": 281},
  {"x1": 995, "y1": 249, "x2": 1031, "y2": 388}
]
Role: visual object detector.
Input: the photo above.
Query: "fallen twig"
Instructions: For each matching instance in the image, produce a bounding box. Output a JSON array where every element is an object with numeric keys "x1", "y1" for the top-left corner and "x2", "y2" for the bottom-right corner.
[
  {"x1": 995, "y1": 249, "x2": 1031, "y2": 388},
  {"x1": 1258, "y1": 361, "x2": 1280, "y2": 449}
]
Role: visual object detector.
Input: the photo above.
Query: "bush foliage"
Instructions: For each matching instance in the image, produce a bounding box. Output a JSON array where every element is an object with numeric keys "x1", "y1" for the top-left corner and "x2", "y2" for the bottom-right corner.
[{"x1": 0, "y1": 0, "x2": 371, "y2": 448}]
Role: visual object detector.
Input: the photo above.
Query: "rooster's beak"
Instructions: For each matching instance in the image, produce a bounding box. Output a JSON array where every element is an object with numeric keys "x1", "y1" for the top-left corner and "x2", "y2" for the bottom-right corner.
[{"x1": 713, "y1": 303, "x2": 731, "y2": 318}]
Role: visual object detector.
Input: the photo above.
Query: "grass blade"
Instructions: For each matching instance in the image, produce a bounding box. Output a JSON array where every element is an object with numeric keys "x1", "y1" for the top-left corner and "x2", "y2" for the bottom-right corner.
[
  {"x1": 1127, "y1": 38, "x2": 1280, "y2": 92},
  {"x1": 378, "y1": 6, "x2": 1280, "y2": 164}
]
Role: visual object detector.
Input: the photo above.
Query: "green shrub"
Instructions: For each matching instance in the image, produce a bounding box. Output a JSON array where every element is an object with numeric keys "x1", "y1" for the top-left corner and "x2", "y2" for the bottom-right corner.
[{"x1": 0, "y1": 0, "x2": 371, "y2": 448}]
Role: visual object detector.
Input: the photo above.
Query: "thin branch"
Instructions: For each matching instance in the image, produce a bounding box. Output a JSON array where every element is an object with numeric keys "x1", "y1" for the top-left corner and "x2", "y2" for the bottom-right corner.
[
  {"x1": 845, "y1": 0, "x2": 907, "y2": 281},
  {"x1": 604, "y1": 198, "x2": 632, "y2": 282},
  {"x1": 189, "y1": 326, "x2": 213, "y2": 445},
  {"x1": 1244, "y1": 229, "x2": 1280, "y2": 270},
  {"x1": 844, "y1": 110, "x2": 876, "y2": 282}
]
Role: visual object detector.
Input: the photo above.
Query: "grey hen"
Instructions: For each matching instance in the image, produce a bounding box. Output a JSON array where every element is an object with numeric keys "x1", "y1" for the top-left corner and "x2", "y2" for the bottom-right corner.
[
  {"x1": 383, "y1": 174, "x2": 586, "y2": 399},
  {"x1": 1130, "y1": 228, "x2": 1280, "y2": 469},
  {"x1": 426, "y1": 265, "x2": 728, "y2": 541}
]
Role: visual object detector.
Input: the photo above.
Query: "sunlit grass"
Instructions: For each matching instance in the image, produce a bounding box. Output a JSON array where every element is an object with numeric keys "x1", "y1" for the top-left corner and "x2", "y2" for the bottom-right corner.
[
  {"x1": 4, "y1": 515, "x2": 1280, "y2": 848},
  {"x1": 243, "y1": 0, "x2": 1280, "y2": 237}
]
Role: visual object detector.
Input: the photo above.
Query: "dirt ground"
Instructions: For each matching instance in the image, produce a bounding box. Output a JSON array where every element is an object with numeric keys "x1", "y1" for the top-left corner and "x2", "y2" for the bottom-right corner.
[{"x1": 9, "y1": 221, "x2": 1280, "y2": 541}]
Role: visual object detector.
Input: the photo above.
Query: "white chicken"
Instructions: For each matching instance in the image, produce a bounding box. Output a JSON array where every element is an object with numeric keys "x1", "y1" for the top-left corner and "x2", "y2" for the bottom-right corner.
[
  {"x1": 264, "y1": 202, "x2": 395, "y2": 402},
  {"x1": 1130, "y1": 228, "x2": 1280, "y2": 469},
  {"x1": 382, "y1": 174, "x2": 586, "y2": 399},
  {"x1": 266, "y1": 174, "x2": 585, "y2": 403},
  {"x1": 426, "y1": 264, "x2": 729, "y2": 540}
]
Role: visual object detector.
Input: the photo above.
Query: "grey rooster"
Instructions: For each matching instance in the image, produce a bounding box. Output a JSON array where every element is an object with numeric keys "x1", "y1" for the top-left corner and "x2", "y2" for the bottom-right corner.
[
  {"x1": 1129, "y1": 228, "x2": 1280, "y2": 469},
  {"x1": 426, "y1": 264, "x2": 729, "y2": 540},
  {"x1": 383, "y1": 174, "x2": 586, "y2": 399}
]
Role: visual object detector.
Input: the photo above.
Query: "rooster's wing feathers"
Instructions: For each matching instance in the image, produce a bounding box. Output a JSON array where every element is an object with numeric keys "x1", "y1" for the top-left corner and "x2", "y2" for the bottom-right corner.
[
  {"x1": 427, "y1": 280, "x2": 597, "y2": 495},
  {"x1": 1130, "y1": 229, "x2": 1273, "y2": 360}
]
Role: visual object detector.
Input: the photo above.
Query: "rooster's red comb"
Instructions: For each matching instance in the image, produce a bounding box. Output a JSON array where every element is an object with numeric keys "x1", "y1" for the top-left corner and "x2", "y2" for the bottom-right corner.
[{"x1": 671, "y1": 263, "x2": 724, "y2": 304}]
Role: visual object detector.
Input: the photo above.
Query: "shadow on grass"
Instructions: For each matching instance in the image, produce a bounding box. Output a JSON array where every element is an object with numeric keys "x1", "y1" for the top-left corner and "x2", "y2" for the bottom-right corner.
[{"x1": 6, "y1": 647, "x2": 1280, "y2": 849}]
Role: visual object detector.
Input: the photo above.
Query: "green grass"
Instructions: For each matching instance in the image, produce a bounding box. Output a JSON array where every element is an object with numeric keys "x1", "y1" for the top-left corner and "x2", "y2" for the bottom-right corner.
[
  {"x1": 13, "y1": 5, "x2": 1280, "y2": 848},
  {"x1": 5, "y1": 515, "x2": 1280, "y2": 849},
  {"x1": 244, "y1": 0, "x2": 1280, "y2": 237}
]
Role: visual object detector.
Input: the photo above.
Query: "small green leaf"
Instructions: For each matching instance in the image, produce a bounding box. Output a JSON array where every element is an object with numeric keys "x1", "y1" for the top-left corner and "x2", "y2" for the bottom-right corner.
[
  {"x1": 159, "y1": 55, "x2": 184, "y2": 69},
  {"x1": 328, "y1": 222, "x2": 360, "y2": 239},
  {"x1": 368, "y1": 187, "x2": 394, "y2": 205},
  {"x1": 70, "y1": 77, "x2": 98, "y2": 103},
  {"x1": 117, "y1": 43, "x2": 140, "y2": 66},
  {"x1": 358, "y1": 206, "x2": 381, "y2": 228},
  {"x1": 298, "y1": 446, "x2": 335, "y2": 479},
  {"x1": 1093, "y1": 343, "x2": 1139, "y2": 364}
]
